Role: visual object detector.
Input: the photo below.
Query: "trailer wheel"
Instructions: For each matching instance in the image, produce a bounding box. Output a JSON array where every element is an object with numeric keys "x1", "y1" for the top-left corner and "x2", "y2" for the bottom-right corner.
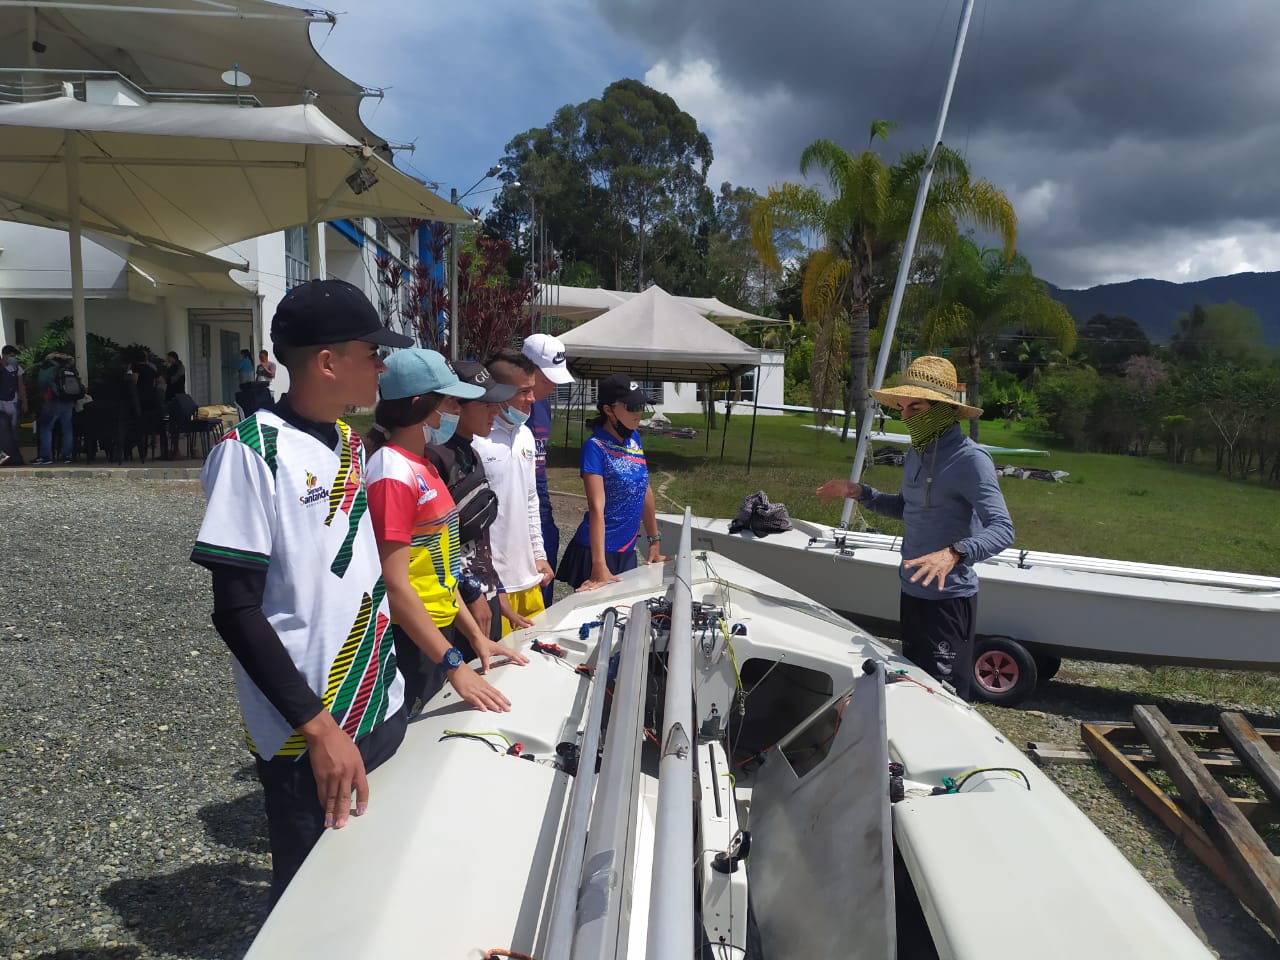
[
  {"x1": 973, "y1": 636, "x2": 1038, "y2": 706},
  {"x1": 1034, "y1": 655, "x2": 1062, "y2": 685}
]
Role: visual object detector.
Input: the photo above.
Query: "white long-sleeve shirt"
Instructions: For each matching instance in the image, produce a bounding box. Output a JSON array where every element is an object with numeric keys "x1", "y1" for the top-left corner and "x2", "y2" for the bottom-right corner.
[{"x1": 471, "y1": 417, "x2": 546, "y2": 592}]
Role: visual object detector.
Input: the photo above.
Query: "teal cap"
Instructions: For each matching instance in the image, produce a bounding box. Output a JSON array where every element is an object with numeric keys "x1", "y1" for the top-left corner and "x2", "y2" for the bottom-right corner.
[{"x1": 379, "y1": 349, "x2": 485, "y2": 401}]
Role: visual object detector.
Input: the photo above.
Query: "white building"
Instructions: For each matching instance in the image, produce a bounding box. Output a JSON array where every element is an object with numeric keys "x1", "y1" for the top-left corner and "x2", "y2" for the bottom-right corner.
[{"x1": 0, "y1": 214, "x2": 425, "y2": 405}]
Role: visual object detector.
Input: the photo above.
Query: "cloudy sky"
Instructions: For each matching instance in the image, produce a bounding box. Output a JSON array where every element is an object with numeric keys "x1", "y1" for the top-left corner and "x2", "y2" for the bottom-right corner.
[{"x1": 301, "y1": 0, "x2": 1280, "y2": 290}]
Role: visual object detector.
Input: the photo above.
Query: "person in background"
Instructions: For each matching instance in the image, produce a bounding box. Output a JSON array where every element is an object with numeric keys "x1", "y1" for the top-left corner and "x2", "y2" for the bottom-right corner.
[
  {"x1": 557, "y1": 374, "x2": 666, "y2": 591},
  {"x1": 256, "y1": 349, "x2": 278, "y2": 384},
  {"x1": 520, "y1": 333, "x2": 574, "y2": 606},
  {"x1": 426, "y1": 361, "x2": 533, "y2": 642},
  {"x1": 0, "y1": 345, "x2": 27, "y2": 442},
  {"x1": 164, "y1": 351, "x2": 186, "y2": 401},
  {"x1": 32, "y1": 350, "x2": 78, "y2": 465},
  {"x1": 816, "y1": 355, "x2": 1015, "y2": 702},
  {"x1": 474, "y1": 349, "x2": 554, "y2": 634},
  {"x1": 191, "y1": 278, "x2": 413, "y2": 907},
  {"x1": 364, "y1": 348, "x2": 525, "y2": 714},
  {"x1": 238, "y1": 348, "x2": 254, "y2": 386}
]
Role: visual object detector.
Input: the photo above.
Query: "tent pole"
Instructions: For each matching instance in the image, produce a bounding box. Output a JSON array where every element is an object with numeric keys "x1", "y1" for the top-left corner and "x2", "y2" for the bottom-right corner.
[
  {"x1": 305, "y1": 145, "x2": 324, "y2": 280},
  {"x1": 746, "y1": 365, "x2": 760, "y2": 473},
  {"x1": 65, "y1": 132, "x2": 88, "y2": 375}
]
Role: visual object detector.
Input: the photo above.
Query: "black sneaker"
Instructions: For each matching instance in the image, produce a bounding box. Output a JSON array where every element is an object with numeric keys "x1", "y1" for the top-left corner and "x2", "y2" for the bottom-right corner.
[{"x1": 30, "y1": 457, "x2": 52, "y2": 465}]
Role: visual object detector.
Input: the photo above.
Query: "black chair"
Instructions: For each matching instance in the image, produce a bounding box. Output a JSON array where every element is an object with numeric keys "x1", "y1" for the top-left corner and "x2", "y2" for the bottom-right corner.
[{"x1": 167, "y1": 394, "x2": 216, "y2": 460}]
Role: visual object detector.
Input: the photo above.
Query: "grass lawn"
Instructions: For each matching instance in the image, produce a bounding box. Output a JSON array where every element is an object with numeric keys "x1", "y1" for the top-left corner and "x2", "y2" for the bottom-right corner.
[{"x1": 544, "y1": 410, "x2": 1280, "y2": 576}]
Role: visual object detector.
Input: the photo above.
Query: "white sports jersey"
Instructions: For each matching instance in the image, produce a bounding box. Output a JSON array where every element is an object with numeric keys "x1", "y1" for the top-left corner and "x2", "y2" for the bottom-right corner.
[
  {"x1": 193, "y1": 410, "x2": 402, "y2": 759},
  {"x1": 471, "y1": 416, "x2": 545, "y2": 592}
]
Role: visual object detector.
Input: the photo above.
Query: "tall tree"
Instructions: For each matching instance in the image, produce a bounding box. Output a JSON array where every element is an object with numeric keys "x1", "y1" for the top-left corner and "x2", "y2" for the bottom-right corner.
[
  {"x1": 581, "y1": 79, "x2": 713, "y2": 290},
  {"x1": 491, "y1": 80, "x2": 714, "y2": 292},
  {"x1": 918, "y1": 238, "x2": 1076, "y2": 438},
  {"x1": 750, "y1": 124, "x2": 1016, "y2": 439},
  {"x1": 1172, "y1": 301, "x2": 1264, "y2": 362},
  {"x1": 1075, "y1": 312, "x2": 1151, "y2": 374}
]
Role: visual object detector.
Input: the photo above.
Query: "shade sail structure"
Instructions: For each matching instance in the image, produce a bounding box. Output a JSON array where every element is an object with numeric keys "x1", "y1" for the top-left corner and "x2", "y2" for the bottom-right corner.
[
  {"x1": 0, "y1": 96, "x2": 468, "y2": 252},
  {"x1": 558, "y1": 285, "x2": 762, "y2": 381},
  {"x1": 0, "y1": 0, "x2": 392, "y2": 155},
  {"x1": 85, "y1": 233, "x2": 251, "y2": 298},
  {"x1": 679, "y1": 295, "x2": 781, "y2": 325},
  {"x1": 0, "y1": 94, "x2": 468, "y2": 365},
  {"x1": 537, "y1": 284, "x2": 781, "y2": 327}
]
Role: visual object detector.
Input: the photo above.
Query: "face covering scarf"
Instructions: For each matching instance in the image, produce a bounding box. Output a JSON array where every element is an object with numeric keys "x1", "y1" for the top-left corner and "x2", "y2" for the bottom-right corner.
[
  {"x1": 424, "y1": 410, "x2": 460, "y2": 446},
  {"x1": 901, "y1": 402, "x2": 957, "y2": 451}
]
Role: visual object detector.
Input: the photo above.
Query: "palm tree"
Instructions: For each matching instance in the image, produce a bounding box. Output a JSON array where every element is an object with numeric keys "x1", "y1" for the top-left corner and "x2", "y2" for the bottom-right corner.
[
  {"x1": 750, "y1": 122, "x2": 1016, "y2": 439},
  {"x1": 918, "y1": 237, "x2": 1076, "y2": 438}
]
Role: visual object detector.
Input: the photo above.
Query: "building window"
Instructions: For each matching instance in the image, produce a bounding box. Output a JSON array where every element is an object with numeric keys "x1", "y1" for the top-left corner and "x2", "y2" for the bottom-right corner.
[
  {"x1": 698, "y1": 370, "x2": 755, "y2": 404},
  {"x1": 284, "y1": 227, "x2": 309, "y2": 290}
]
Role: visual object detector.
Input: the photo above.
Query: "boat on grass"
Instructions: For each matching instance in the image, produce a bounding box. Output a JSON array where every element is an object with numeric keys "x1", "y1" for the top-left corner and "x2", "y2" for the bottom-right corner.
[
  {"x1": 245, "y1": 512, "x2": 1210, "y2": 959},
  {"x1": 657, "y1": 512, "x2": 1280, "y2": 706}
]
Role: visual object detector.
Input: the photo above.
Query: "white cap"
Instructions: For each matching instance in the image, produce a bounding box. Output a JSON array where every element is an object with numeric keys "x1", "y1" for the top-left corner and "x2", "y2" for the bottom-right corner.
[{"x1": 521, "y1": 333, "x2": 574, "y2": 385}]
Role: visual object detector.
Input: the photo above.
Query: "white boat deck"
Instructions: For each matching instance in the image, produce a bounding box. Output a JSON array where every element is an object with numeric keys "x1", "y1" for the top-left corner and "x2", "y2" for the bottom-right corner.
[{"x1": 245, "y1": 541, "x2": 1211, "y2": 959}]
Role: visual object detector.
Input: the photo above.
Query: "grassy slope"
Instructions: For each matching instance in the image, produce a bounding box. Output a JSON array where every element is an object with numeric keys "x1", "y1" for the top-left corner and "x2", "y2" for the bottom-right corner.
[{"x1": 547, "y1": 411, "x2": 1280, "y2": 576}]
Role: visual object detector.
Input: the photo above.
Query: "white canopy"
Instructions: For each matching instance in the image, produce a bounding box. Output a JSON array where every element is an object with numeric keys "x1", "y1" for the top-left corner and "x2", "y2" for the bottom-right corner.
[
  {"x1": 0, "y1": 94, "x2": 467, "y2": 365},
  {"x1": 538, "y1": 284, "x2": 781, "y2": 327},
  {"x1": 0, "y1": 96, "x2": 467, "y2": 252},
  {"x1": 558, "y1": 285, "x2": 762, "y2": 381},
  {"x1": 0, "y1": 0, "x2": 391, "y2": 156}
]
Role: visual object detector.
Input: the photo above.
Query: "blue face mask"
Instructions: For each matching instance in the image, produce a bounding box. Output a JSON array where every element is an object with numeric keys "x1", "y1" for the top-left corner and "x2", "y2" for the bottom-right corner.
[
  {"x1": 424, "y1": 411, "x2": 459, "y2": 446},
  {"x1": 500, "y1": 404, "x2": 530, "y2": 428}
]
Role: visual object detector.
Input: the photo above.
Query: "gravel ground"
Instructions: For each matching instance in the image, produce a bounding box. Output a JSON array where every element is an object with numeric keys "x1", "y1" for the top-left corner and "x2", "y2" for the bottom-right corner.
[{"x1": 2, "y1": 475, "x2": 1276, "y2": 959}]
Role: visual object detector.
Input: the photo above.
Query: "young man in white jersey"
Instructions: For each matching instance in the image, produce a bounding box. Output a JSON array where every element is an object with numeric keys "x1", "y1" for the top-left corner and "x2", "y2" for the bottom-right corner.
[
  {"x1": 191, "y1": 278, "x2": 413, "y2": 907},
  {"x1": 473, "y1": 349, "x2": 554, "y2": 633}
]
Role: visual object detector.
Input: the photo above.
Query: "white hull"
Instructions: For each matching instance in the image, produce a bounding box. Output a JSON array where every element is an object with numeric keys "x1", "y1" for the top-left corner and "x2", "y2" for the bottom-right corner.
[
  {"x1": 661, "y1": 513, "x2": 1280, "y2": 671},
  {"x1": 246, "y1": 526, "x2": 1210, "y2": 959}
]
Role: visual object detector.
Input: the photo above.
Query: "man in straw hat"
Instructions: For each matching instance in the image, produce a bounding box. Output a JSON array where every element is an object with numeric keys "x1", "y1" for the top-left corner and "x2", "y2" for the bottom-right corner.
[{"x1": 817, "y1": 355, "x2": 1014, "y2": 701}]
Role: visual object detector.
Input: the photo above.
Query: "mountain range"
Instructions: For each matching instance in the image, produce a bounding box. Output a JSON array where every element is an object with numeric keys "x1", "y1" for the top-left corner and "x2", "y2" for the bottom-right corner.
[{"x1": 1048, "y1": 271, "x2": 1280, "y2": 347}]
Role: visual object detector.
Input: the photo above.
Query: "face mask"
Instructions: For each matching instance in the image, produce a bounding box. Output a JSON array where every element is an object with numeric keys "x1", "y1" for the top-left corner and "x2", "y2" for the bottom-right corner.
[
  {"x1": 424, "y1": 411, "x2": 459, "y2": 446},
  {"x1": 500, "y1": 404, "x2": 530, "y2": 428},
  {"x1": 902, "y1": 402, "x2": 957, "y2": 451}
]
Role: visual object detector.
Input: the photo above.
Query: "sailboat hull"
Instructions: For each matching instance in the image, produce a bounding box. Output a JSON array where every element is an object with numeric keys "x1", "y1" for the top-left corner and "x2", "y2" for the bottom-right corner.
[
  {"x1": 660, "y1": 514, "x2": 1280, "y2": 672},
  {"x1": 244, "y1": 542, "x2": 1212, "y2": 959}
]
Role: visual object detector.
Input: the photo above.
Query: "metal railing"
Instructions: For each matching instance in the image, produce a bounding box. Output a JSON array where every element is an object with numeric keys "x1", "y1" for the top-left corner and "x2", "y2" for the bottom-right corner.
[{"x1": 0, "y1": 68, "x2": 263, "y2": 107}]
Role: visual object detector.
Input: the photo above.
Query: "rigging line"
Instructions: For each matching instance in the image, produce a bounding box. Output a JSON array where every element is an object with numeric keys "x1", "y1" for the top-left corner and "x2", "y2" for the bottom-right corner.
[{"x1": 905, "y1": 0, "x2": 956, "y2": 117}]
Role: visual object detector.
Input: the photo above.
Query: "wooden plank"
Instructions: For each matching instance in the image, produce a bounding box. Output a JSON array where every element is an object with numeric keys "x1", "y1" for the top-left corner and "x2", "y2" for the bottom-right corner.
[
  {"x1": 1221, "y1": 712, "x2": 1280, "y2": 806},
  {"x1": 1080, "y1": 722, "x2": 1264, "y2": 916},
  {"x1": 1091, "y1": 721, "x2": 1280, "y2": 752},
  {"x1": 1133, "y1": 705, "x2": 1280, "y2": 935},
  {"x1": 1027, "y1": 742, "x2": 1093, "y2": 765}
]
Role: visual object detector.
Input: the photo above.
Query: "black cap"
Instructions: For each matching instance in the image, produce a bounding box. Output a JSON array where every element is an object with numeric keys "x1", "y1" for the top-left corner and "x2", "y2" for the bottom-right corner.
[
  {"x1": 598, "y1": 373, "x2": 646, "y2": 407},
  {"x1": 453, "y1": 360, "x2": 518, "y2": 403},
  {"x1": 271, "y1": 278, "x2": 413, "y2": 349}
]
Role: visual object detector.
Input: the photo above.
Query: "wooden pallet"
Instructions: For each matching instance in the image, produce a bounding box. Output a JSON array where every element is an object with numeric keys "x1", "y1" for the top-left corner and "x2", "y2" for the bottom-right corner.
[{"x1": 1081, "y1": 708, "x2": 1280, "y2": 934}]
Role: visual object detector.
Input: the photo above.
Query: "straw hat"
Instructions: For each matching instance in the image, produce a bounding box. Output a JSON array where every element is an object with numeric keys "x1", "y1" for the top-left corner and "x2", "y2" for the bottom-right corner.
[{"x1": 870, "y1": 355, "x2": 982, "y2": 419}]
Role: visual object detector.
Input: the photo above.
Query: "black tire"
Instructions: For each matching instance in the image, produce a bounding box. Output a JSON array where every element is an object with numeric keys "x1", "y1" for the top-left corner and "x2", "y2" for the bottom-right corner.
[
  {"x1": 1035, "y1": 654, "x2": 1062, "y2": 685},
  {"x1": 972, "y1": 636, "x2": 1038, "y2": 706}
]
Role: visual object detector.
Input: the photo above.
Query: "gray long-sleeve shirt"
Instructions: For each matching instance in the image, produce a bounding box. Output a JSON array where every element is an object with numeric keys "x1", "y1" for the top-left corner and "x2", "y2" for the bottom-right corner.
[{"x1": 858, "y1": 424, "x2": 1015, "y2": 600}]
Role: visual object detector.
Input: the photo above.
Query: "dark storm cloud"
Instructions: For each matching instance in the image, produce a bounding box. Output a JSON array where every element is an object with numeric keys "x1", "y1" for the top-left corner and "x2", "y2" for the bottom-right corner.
[{"x1": 595, "y1": 0, "x2": 1280, "y2": 286}]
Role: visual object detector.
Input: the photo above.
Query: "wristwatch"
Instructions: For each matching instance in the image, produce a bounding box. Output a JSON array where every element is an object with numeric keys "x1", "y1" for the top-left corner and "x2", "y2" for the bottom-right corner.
[
  {"x1": 441, "y1": 647, "x2": 465, "y2": 671},
  {"x1": 950, "y1": 545, "x2": 967, "y2": 565},
  {"x1": 647, "y1": 534, "x2": 662, "y2": 544}
]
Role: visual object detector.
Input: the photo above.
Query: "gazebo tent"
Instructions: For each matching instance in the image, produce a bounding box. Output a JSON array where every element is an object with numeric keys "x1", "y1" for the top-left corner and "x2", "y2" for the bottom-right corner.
[
  {"x1": 537, "y1": 284, "x2": 781, "y2": 328},
  {"x1": 557, "y1": 285, "x2": 766, "y2": 465}
]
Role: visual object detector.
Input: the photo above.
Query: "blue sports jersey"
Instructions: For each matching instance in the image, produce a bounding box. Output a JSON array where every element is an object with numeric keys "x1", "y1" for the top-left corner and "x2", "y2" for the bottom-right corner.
[
  {"x1": 529, "y1": 397, "x2": 553, "y2": 525},
  {"x1": 570, "y1": 426, "x2": 648, "y2": 553}
]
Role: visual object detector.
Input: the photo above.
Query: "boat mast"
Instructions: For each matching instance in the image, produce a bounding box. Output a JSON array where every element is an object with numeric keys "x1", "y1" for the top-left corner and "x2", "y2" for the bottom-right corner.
[
  {"x1": 839, "y1": 0, "x2": 978, "y2": 530},
  {"x1": 645, "y1": 509, "x2": 696, "y2": 959}
]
